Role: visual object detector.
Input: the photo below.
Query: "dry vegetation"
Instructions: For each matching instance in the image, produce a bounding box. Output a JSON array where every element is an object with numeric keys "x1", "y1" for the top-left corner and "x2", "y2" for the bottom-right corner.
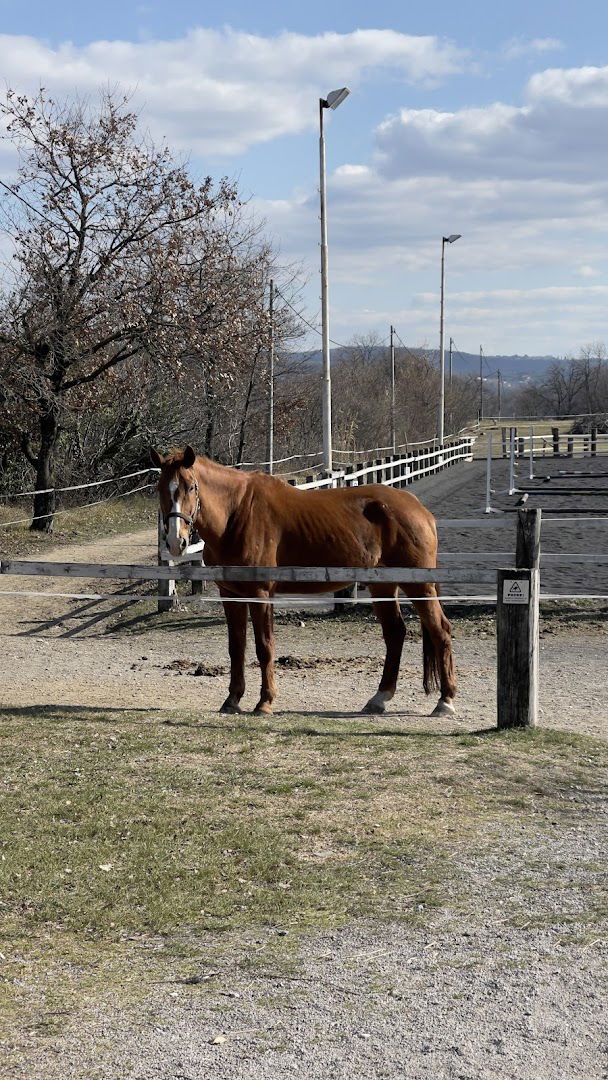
[{"x1": 0, "y1": 704, "x2": 605, "y2": 1061}]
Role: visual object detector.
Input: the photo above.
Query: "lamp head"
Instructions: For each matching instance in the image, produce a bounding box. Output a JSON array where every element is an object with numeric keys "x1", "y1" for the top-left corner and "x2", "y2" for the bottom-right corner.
[
  {"x1": 323, "y1": 87, "x2": 350, "y2": 110},
  {"x1": 444, "y1": 233, "x2": 462, "y2": 244}
]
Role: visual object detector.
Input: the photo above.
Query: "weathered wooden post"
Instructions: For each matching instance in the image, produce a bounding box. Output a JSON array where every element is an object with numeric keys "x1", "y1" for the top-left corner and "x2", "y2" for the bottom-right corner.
[
  {"x1": 496, "y1": 508, "x2": 541, "y2": 729},
  {"x1": 591, "y1": 427, "x2": 597, "y2": 457},
  {"x1": 157, "y1": 511, "x2": 177, "y2": 613},
  {"x1": 552, "y1": 426, "x2": 560, "y2": 456},
  {"x1": 501, "y1": 426, "x2": 508, "y2": 458},
  {"x1": 567, "y1": 435, "x2": 574, "y2": 457}
]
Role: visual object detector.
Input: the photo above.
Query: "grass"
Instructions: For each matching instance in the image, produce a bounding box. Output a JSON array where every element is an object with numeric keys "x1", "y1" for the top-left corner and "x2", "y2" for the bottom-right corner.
[
  {"x1": 0, "y1": 493, "x2": 157, "y2": 560},
  {"x1": 0, "y1": 705, "x2": 606, "y2": 1053}
]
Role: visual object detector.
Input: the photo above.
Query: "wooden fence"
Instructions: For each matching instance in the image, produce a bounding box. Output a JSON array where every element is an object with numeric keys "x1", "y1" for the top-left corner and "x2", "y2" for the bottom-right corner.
[
  {"x1": 0, "y1": 508, "x2": 543, "y2": 731},
  {"x1": 500, "y1": 426, "x2": 608, "y2": 459}
]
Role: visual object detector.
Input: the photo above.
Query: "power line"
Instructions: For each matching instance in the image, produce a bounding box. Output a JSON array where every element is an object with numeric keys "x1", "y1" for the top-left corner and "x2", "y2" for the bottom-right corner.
[
  {"x1": 392, "y1": 328, "x2": 424, "y2": 365},
  {"x1": 274, "y1": 286, "x2": 349, "y2": 349}
]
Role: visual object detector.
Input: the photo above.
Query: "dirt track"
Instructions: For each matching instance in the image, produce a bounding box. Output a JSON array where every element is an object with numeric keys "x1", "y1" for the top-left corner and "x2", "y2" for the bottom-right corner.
[{"x1": 1, "y1": 482, "x2": 607, "y2": 735}]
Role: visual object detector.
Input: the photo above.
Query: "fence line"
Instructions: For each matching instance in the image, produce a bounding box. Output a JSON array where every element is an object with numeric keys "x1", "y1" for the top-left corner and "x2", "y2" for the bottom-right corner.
[
  {"x1": 1, "y1": 468, "x2": 159, "y2": 501},
  {"x1": 2, "y1": 589, "x2": 607, "y2": 606},
  {"x1": 0, "y1": 432, "x2": 471, "y2": 502},
  {"x1": 294, "y1": 437, "x2": 475, "y2": 491},
  {"x1": 0, "y1": 482, "x2": 156, "y2": 528}
]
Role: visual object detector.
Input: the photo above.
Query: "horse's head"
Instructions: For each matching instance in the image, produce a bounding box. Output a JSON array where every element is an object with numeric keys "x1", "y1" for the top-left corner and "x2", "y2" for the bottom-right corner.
[{"x1": 151, "y1": 445, "x2": 200, "y2": 557}]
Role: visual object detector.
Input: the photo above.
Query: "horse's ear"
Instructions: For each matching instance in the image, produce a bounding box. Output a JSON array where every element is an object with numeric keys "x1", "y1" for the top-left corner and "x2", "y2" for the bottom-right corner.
[
  {"x1": 183, "y1": 445, "x2": 196, "y2": 469},
  {"x1": 150, "y1": 448, "x2": 164, "y2": 468}
]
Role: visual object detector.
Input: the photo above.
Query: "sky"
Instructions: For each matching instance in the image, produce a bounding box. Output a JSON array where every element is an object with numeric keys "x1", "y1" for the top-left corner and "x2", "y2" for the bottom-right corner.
[{"x1": 1, "y1": 1, "x2": 608, "y2": 360}]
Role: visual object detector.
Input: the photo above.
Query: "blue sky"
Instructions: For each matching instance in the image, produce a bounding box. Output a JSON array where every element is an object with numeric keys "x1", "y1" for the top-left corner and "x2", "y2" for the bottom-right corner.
[{"x1": 1, "y1": 1, "x2": 608, "y2": 359}]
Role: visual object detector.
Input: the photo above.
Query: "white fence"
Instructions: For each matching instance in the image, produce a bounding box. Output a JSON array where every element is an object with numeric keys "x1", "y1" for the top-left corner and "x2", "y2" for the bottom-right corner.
[{"x1": 290, "y1": 437, "x2": 475, "y2": 490}]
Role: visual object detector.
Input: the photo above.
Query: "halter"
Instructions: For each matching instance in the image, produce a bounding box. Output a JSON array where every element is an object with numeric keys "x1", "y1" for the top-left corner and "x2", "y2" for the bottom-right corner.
[{"x1": 164, "y1": 484, "x2": 200, "y2": 542}]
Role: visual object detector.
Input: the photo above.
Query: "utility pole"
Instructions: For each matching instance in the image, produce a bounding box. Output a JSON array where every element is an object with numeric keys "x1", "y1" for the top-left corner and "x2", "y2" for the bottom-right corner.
[
  {"x1": 448, "y1": 336, "x2": 454, "y2": 388},
  {"x1": 390, "y1": 324, "x2": 396, "y2": 452},
  {"x1": 497, "y1": 369, "x2": 502, "y2": 420},
  {"x1": 267, "y1": 279, "x2": 274, "y2": 474},
  {"x1": 479, "y1": 345, "x2": 484, "y2": 422}
]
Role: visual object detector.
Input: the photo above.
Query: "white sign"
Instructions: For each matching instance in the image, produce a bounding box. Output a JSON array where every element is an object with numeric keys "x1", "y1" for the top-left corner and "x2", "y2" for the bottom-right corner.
[{"x1": 502, "y1": 578, "x2": 529, "y2": 605}]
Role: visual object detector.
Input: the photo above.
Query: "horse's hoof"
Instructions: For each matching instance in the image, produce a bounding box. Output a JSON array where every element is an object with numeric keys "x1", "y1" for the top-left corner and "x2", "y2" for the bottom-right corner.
[
  {"x1": 253, "y1": 703, "x2": 273, "y2": 716},
  {"x1": 431, "y1": 699, "x2": 456, "y2": 718},
  {"x1": 362, "y1": 700, "x2": 386, "y2": 715},
  {"x1": 219, "y1": 699, "x2": 242, "y2": 714}
]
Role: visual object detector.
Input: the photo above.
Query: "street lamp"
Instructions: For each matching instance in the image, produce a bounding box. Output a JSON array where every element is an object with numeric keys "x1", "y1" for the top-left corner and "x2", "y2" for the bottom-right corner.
[
  {"x1": 438, "y1": 233, "x2": 461, "y2": 444},
  {"x1": 319, "y1": 86, "x2": 350, "y2": 473}
]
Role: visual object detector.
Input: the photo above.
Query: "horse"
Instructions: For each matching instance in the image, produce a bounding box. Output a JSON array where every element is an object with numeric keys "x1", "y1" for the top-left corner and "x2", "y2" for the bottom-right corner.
[{"x1": 151, "y1": 446, "x2": 456, "y2": 718}]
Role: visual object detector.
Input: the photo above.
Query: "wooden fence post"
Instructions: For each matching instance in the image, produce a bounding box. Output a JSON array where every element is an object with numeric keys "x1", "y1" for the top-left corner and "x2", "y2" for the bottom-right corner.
[
  {"x1": 496, "y1": 508, "x2": 541, "y2": 729},
  {"x1": 190, "y1": 532, "x2": 205, "y2": 597},
  {"x1": 552, "y1": 426, "x2": 560, "y2": 456},
  {"x1": 591, "y1": 428, "x2": 597, "y2": 457},
  {"x1": 157, "y1": 512, "x2": 177, "y2": 613},
  {"x1": 501, "y1": 427, "x2": 508, "y2": 458}
]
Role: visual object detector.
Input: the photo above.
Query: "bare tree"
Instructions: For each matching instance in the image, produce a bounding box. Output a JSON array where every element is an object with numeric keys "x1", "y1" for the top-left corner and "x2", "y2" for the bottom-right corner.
[{"x1": 0, "y1": 88, "x2": 295, "y2": 527}]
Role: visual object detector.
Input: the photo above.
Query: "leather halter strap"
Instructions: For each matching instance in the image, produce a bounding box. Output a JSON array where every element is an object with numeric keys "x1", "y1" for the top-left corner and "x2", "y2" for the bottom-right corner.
[
  {"x1": 166, "y1": 510, "x2": 196, "y2": 526},
  {"x1": 164, "y1": 484, "x2": 200, "y2": 535}
]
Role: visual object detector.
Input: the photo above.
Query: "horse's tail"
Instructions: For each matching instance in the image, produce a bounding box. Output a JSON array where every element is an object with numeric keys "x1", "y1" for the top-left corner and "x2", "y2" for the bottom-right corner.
[{"x1": 422, "y1": 585, "x2": 452, "y2": 695}]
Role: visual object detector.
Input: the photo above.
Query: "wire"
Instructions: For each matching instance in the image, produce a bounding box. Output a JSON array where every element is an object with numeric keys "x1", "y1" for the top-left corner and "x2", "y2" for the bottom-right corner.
[
  {"x1": 274, "y1": 286, "x2": 349, "y2": 349},
  {"x1": 392, "y1": 329, "x2": 425, "y2": 366},
  {"x1": 0, "y1": 589, "x2": 499, "y2": 604},
  {"x1": 1, "y1": 467, "x2": 159, "y2": 501},
  {"x1": 0, "y1": 589, "x2": 606, "y2": 606},
  {"x1": 0, "y1": 481, "x2": 156, "y2": 528}
]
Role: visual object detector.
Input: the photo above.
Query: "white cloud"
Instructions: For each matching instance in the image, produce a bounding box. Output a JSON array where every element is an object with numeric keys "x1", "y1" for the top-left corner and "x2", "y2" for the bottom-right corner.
[
  {"x1": 503, "y1": 37, "x2": 563, "y2": 60},
  {"x1": 527, "y1": 64, "x2": 608, "y2": 107},
  {"x1": 0, "y1": 28, "x2": 467, "y2": 156},
  {"x1": 375, "y1": 64, "x2": 608, "y2": 182}
]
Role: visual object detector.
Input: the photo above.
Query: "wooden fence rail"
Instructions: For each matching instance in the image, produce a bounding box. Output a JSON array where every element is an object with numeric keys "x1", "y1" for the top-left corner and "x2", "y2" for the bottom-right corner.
[{"x1": 0, "y1": 509, "x2": 544, "y2": 730}]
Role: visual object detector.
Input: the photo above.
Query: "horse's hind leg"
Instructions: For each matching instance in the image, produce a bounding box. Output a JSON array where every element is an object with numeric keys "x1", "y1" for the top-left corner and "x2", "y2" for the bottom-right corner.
[
  {"x1": 406, "y1": 584, "x2": 457, "y2": 717},
  {"x1": 249, "y1": 597, "x2": 277, "y2": 716},
  {"x1": 363, "y1": 586, "x2": 406, "y2": 714},
  {"x1": 220, "y1": 595, "x2": 248, "y2": 714}
]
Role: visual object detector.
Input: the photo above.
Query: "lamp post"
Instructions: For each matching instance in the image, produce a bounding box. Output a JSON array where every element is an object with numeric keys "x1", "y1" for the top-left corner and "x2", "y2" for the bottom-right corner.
[
  {"x1": 438, "y1": 233, "x2": 461, "y2": 444},
  {"x1": 319, "y1": 86, "x2": 349, "y2": 474}
]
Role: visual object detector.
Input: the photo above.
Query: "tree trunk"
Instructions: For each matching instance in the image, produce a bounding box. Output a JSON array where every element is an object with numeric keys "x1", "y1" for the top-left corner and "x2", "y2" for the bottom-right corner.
[{"x1": 30, "y1": 408, "x2": 59, "y2": 532}]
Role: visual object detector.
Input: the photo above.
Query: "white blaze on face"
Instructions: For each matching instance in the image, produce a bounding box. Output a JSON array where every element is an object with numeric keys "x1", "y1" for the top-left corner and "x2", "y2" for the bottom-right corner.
[{"x1": 167, "y1": 478, "x2": 182, "y2": 551}]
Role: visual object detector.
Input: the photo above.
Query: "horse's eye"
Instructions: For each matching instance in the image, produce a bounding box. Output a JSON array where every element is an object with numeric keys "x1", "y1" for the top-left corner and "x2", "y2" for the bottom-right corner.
[{"x1": 189, "y1": 484, "x2": 196, "y2": 493}]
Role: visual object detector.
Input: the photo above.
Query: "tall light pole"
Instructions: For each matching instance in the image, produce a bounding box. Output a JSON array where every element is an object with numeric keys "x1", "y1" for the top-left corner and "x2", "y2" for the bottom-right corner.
[
  {"x1": 267, "y1": 279, "x2": 275, "y2": 474},
  {"x1": 390, "y1": 324, "x2": 396, "y2": 452},
  {"x1": 319, "y1": 86, "x2": 350, "y2": 473},
  {"x1": 438, "y1": 233, "x2": 461, "y2": 444}
]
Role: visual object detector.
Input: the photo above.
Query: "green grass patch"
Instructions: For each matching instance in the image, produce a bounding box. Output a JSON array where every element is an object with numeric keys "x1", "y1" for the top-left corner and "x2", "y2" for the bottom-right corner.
[{"x1": 0, "y1": 706, "x2": 606, "y2": 1046}]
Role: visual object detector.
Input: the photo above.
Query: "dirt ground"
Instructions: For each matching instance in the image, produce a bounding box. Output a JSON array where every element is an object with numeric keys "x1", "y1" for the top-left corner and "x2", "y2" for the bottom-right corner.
[
  {"x1": 1, "y1": 523, "x2": 607, "y2": 738},
  {"x1": 1, "y1": 508, "x2": 607, "y2": 1080}
]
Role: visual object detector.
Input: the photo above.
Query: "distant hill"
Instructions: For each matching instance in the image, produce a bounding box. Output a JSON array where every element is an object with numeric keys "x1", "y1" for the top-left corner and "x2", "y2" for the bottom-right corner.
[{"x1": 292, "y1": 347, "x2": 558, "y2": 385}]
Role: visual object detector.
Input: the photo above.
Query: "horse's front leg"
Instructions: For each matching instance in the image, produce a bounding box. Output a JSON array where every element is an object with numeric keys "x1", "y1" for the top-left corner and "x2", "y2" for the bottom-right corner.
[
  {"x1": 249, "y1": 595, "x2": 276, "y2": 715},
  {"x1": 219, "y1": 593, "x2": 248, "y2": 714}
]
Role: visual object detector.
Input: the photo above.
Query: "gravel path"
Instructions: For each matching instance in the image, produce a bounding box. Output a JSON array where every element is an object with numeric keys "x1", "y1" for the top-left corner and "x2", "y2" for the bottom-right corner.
[{"x1": 1, "y1": 461, "x2": 607, "y2": 1079}]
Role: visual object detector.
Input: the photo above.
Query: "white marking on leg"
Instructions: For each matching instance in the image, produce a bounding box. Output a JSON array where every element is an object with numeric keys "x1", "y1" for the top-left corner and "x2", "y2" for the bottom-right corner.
[
  {"x1": 431, "y1": 698, "x2": 456, "y2": 717},
  {"x1": 363, "y1": 690, "x2": 394, "y2": 714}
]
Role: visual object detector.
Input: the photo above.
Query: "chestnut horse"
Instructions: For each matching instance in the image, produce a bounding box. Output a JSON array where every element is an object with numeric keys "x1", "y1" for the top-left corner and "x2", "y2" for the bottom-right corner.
[{"x1": 151, "y1": 446, "x2": 456, "y2": 718}]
